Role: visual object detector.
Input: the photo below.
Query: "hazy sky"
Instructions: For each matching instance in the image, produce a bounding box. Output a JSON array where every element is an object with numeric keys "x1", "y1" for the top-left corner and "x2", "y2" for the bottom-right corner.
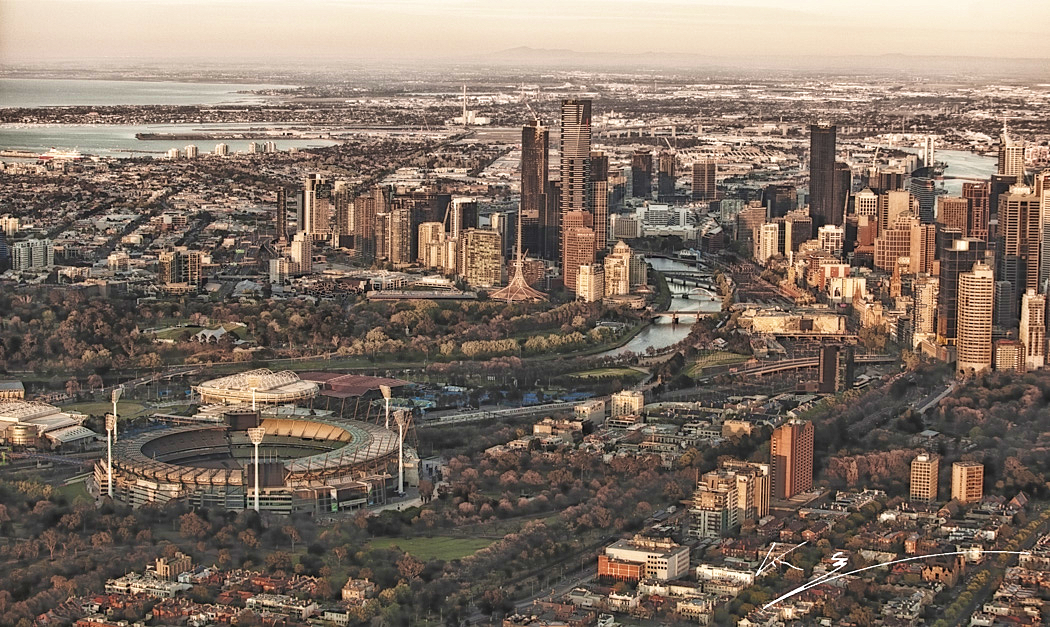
[{"x1": 2, "y1": 0, "x2": 1049, "y2": 64}]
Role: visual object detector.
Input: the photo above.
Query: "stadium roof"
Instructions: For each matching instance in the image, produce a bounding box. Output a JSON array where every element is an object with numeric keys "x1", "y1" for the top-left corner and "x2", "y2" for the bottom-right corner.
[
  {"x1": 298, "y1": 373, "x2": 410, "y2": 399},
  {"x1": 193, "y1": 369, "x2": 318, "y2": 404}
]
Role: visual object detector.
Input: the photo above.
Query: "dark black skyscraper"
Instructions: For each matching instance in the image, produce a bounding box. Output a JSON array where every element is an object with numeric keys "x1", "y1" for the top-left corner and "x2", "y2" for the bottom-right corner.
[
  {"x1": 521, "y1": 121, "x2": 550, "y2": 259},
  {"x1": 810, "y1": 123, "x2": 838, "y2": 227}
]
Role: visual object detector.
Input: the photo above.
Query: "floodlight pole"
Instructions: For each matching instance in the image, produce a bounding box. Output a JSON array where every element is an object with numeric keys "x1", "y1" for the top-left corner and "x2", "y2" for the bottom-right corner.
[
  {"x1": 111, "y1": 387, "x2": 123, "y2": 442},
  {"x1": 395, "y1": 410, "x2": 407, "y2": 496},
  {"x1": 247, "y1": 427, "x2": 266, "y2": 512},
  {"x1": 105, "y1": 413, "x2": 116, "y2": 498},
  {"x1": 251, "y1": 387, "x2": 257, "y2": 411},
  {"x1": 381, "y1": 385, "x2": 392, "y2": 430}
]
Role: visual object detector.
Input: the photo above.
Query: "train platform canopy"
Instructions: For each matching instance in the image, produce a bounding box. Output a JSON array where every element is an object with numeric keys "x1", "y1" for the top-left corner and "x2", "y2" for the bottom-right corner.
[{"x1": 297, "y1": 373, "x2": 411, "y2": 399}]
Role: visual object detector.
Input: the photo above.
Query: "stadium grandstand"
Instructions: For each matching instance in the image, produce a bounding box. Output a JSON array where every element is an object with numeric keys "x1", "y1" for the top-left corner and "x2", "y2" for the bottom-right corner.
[
  {"x1": 192, "y1": 369, "x2": 319, "y2": 406},
  {"x1": 95, "y1": 411, "x2": 414, "y2": 514}
]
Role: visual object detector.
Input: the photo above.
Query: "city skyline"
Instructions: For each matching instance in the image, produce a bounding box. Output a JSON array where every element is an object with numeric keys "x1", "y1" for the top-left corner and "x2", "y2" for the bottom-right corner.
[{"x1": 3, "y1": 0, "x2": 1050, "y2": 64}]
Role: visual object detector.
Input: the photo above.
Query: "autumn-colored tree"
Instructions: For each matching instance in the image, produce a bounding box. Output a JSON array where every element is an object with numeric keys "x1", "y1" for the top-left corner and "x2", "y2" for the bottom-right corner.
[
  {"x1": 40, "y1": 529, "x2": 61, "y2": 560},
  {"x1": 282, "y1": 525, "x2": 301, "y2": 552},
  {"x1": 396, "y1": 552, "x2": 424, "y2": 581},
  {"x1": 239, "y1": 529, "x2": 258, "y2": 549},
  {"x1": 418, "y1": 479, "x2": 435, "y2": 503},
  {"x1": 178, "y1": 512, "x2": 210, "y2": 540}
]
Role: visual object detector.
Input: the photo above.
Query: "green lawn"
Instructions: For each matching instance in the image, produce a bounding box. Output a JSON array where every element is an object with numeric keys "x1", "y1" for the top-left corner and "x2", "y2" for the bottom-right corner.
[
  {"x1": 367, "y1": 536, "x2": 493, "y2": 561},
  {"x1": 64, "y1": 400, "x2": 147, "y2": 418},
  {"x1": 55, "y1": 481, "x2": 90, "y2": 502},
  {"x1": 687, "y1": 351, "x2": 751, "y2": 377}
]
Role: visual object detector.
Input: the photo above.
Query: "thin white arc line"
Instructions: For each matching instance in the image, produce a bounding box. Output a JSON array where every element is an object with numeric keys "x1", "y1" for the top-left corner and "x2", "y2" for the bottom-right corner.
[
  {"x1": 756, "y1": 541, "x2": 807, "y2": 577},
  {"x1": 763, "y1": 550, "x2": 1032, "y2": 610}
]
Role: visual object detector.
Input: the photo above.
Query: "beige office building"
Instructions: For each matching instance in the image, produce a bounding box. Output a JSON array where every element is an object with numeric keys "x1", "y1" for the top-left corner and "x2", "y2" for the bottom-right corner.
[
  {"x1": 951, "y1": 461, "x2": 984, "y2": 504},
  {"x1": 956, "y1": 262, "x2": 994, "y2": 376},
  {"x1": 910, "y1": 453, "x2": 939, "y2": 503}
]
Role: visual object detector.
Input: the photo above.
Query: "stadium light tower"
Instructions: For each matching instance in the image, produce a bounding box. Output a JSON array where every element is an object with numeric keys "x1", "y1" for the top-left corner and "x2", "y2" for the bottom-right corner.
[
  {"x1": 250, "y1": 386, "x2": 257, "y2": 411},
  {"x1": 105, "y1": 412, "x2": 116, "y2": 498},
  {"x1": 111, "y1": 386, "x2": 123, "y2": 442},
  {"x1": 247, "y1": 427, "x2": 265, "y2": 512},
  {"x1": 380, "y1": 385, "x2": 392, "y2": 430},
  {"x1": 394, "y1": 410, "x2": 409, "y2": 495}
]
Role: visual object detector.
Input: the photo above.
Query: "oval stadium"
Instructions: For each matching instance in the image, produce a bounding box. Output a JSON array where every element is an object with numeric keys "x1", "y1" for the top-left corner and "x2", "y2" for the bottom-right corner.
[{"x1": 94, "y1": 413, "x2": 406, "y2": 514}]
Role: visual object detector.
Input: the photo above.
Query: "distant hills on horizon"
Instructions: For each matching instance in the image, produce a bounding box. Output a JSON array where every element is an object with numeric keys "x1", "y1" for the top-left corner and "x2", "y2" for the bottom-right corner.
[
  {"x1": 482, "y1": 46, "x2": 1050, "y2": 77},
  {"x1": 3, "y1": 47, "x2": 1048, "y2": 82}
]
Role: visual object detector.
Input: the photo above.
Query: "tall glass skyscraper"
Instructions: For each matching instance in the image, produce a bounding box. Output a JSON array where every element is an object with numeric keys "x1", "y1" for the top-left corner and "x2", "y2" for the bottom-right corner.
[
  {"x1": 521, "y1": 121, "x2": 550, "y2": 259},
  {"x1": 559, "y1": 99, "x2": 591, "y2": 260}
]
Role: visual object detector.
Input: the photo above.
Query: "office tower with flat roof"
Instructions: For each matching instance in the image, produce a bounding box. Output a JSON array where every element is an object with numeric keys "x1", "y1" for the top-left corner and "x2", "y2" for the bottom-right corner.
[
  {"x1": 521, "y1": 121, "x2": 550, "y2": 259},
  {"x1": 818, "y1": 225, "x2": 844, "y2": 257},
  {"x1": 770, "y1": 419, "x2": 814, "y2": 499},
  {"x1": 998, "y1": 122, "x2": 1025, "y2": 184},
  {"x1": 996, "y1": 339, "x2": 1025, "y2": 372},
  {"x1": 957, "y1": 262, "x2": 994, "y2": 376},
  {"x1": 910, "y1": 453, "x2": 939, "y2": 503},
  {"x1": 937, "y1": 197, "x2": 969, "y2": 236},
  {"x1": 998, "y1": 185, "x2": 1041, "y2": 319},
  {"x1": 590, "y1": 151, "x2": 609, "y2": 251},
  {"x1": 854, "y1": 188, "x2": 878, "y2": 218},
  {"x1": 692, "y1": 159, "x2": 717, "y2": 201},
  {"x1": 809, "y1": 123, "x2": 838, "y2": 227},
  {"x1": 762, "y1": 184, "x2": 796, "y2": 219},
  {"x1": 962, "y1": 182, "x2": 990, "y2": 241},
  {"x1": 912, "y1": 274, "x2": 939, "y2": 347},
  {"x1": 157, "y1": 247, "x2": 201, "y2": 286},
  {"x1": 387, "y1": 203, "x2": 413, "y2": 265},
  {"x1": 300, "y1": 173, "x2": 331, "y2": 240},
  {"x1": 994, "y1": 281, "x2": 1016, "y2": 328},
  {"x1": 756, "y1": 222, "x2": 780, "y2": 264},
  {"x1": 784, "y1": 208, "x2": 812, "y2": 253},
  {"x1": 448, "y1": 197, "x2": 478, "y2": 241},
  {"x1": 879, "y1": 190, "x2": 917, "y2": 233},
  {"x1": 719, "y1": 459, "x2": 771, "y2": 521},
  {"x1": 938, "y1": 238, "x2": 989, "y2": 344},
  {"x1": 951, "y1": 461, "x2": 984, "y2": 504},
  {"x1": 418, "y1": 222, "x2": 445, "y2": 267},
  {"x1": 333, "y1": 181, "x2": 352, "y2": 243},
  {"x1": 631, "y1": 150, "x2": 652, "y2": 199},
  {"x1": 874, "y1": 214, "x2": 935, "y2": 275},
  {"x1": 576, "y1": 264, "x2": 604, "y2": 302},
  {"x1": 563, "y1": 226, "x2": 596, "y2": 294},
  {"x1": 658, "y1": 152, "x2": 676, "y2": 202},
  {"x1": 559, "y1": 100, "x2": 591, "y2": 259},
  {"x1": 459, "y1": 228, "x2": 502, "y2": 288},
  {"x1": 1020, "y1": 289, "x2": 1046, "y2": 370},
  {"x1": 290, "y1": 232, "x2": 312, "y2": 275}
]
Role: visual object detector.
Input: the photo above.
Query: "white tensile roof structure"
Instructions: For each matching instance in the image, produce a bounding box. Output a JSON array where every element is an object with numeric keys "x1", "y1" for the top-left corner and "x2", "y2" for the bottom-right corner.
[{"x1": 193, "y1": 369, "x2": 319, "y2": 405}]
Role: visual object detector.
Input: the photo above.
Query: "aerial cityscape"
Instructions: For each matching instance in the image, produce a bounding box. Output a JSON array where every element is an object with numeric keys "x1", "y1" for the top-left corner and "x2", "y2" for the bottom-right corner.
[{"x1": 1, "y1": 1, "x2": 1050, "y2": 626}]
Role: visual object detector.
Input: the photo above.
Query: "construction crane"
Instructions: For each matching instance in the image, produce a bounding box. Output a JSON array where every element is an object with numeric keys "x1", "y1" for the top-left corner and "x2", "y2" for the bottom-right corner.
[{"x1": 524, "y1": 99, "x2": 539, "y2": 123}]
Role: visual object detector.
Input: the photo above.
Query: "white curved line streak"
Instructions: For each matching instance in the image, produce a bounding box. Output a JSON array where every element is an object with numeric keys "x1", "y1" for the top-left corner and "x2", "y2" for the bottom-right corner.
[{"x1": 763, "y1": 550, "x2": 1030, "y2": 610}]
